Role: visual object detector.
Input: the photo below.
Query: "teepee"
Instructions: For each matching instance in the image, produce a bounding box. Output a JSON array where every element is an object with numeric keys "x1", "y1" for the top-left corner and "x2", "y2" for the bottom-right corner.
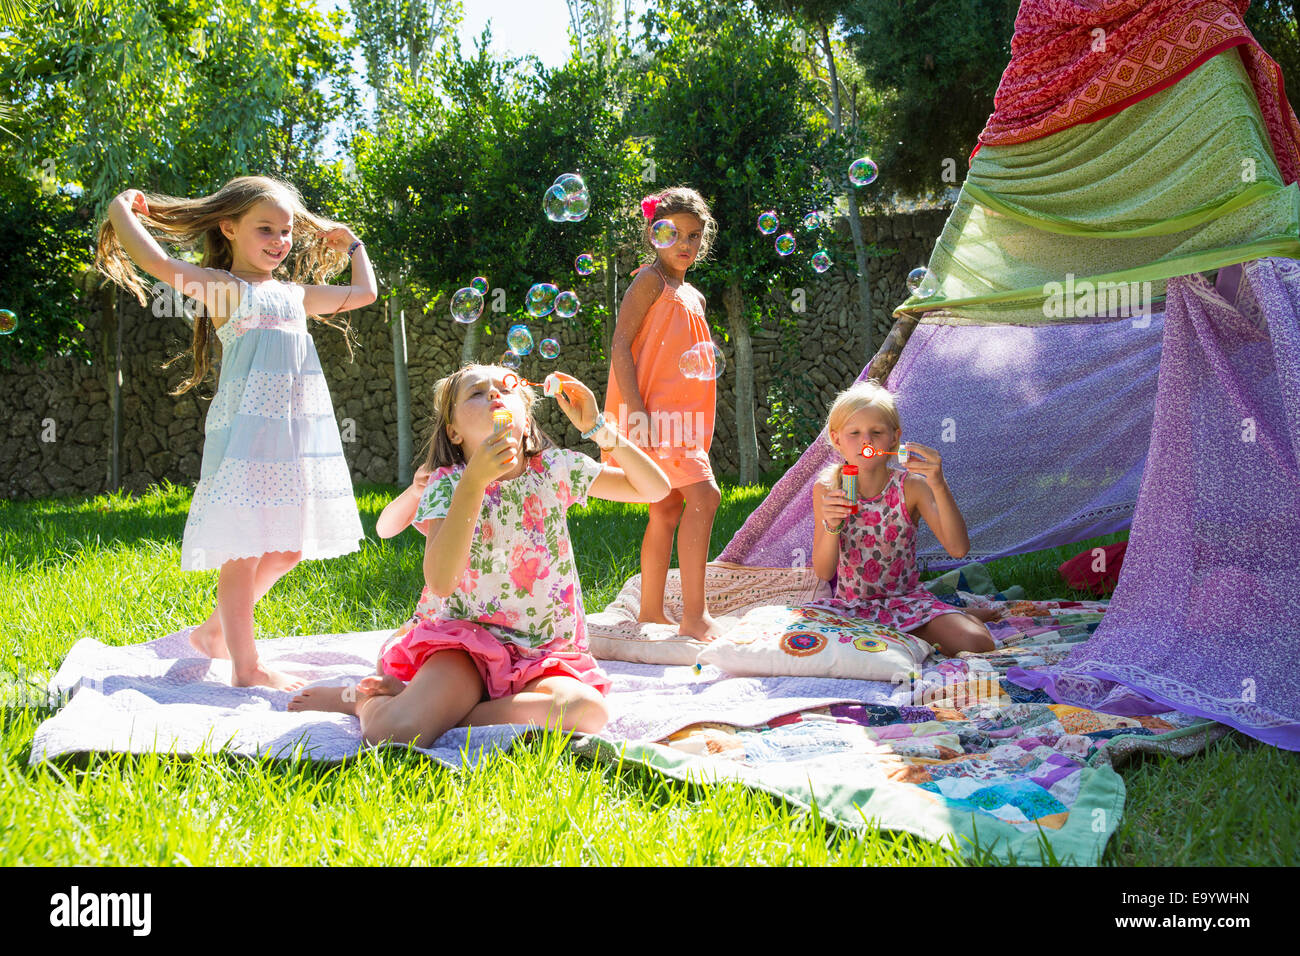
[{"x1": 722, "y1": 0, "x2": 1300, "y2": 748}]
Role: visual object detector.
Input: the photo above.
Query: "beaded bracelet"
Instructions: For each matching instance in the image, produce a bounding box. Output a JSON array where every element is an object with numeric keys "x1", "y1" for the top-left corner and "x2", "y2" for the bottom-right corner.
[
  {"x1": 822, "y1": 518, "x2": 844, "y2": 535},
  {"x1": 347, "y1": 239, "x2": 363, "y2": 257},
  {"x1": 581, "y1": 413, "x2": 619, "y2": 452}
]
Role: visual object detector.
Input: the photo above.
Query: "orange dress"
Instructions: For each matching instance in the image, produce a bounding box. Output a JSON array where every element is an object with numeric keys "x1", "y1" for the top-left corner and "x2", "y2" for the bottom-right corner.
[{"x1": 603, "y1": 265, "x2": 717, "y2": 488}]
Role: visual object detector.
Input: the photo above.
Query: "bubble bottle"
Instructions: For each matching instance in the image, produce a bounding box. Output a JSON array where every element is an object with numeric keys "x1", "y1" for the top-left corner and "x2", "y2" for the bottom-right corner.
[
  {"x1": 896, "y1": 442, "x2": 910, "y2": 467},
  {"x1": 841, "y1": 464, "x2": 858, "y2": 514}
]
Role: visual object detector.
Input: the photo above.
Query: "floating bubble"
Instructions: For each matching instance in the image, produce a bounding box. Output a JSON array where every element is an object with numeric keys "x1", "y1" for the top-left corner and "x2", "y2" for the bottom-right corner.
[
  {"x1": 543, "y1": 184, "x2": 568, "y2": 222},
  {"x1": 470, "y1": 276, "x2": 489, "y2": 295},
  {"x1": 0, "y1": 309, "x2": 15, "y2": 335},
  {"x1": 907, "y1": 266, "x2": 938, "y2": 298},
  {"x1": 539, "y1": 338, "x2": 561, "y2": 360},
  {"x1": 679, "y1": 341, "x2": 725, "y2": 381},
  {"x1": 450, "y1": 287, "x2": 484, "y2": 324},
  {"x1": 500, "y1": 351, "x2": 522, "y2": 370},
  {"x1": 650, "y1": 219, "x2": 677, "y2": 249},
  {"x1": 848, "y1": 157, "x2": 878, "y2": 187},
  {"x1": 802, "y1": 212, "x2": 821, "y2": 231},
  {"x1": 811, "y1": 250, "x2": 832, "y2": 273},
  {"x1": 553, "y1": 173, "x2": 585, "y2": 198},
  {"x1": 525, "y1": 282, "x2": 559, "y2": 318},
  {"x1": 574, "y1": 253, "x2": 595, "y2": 275},
  {"x1": 507, "y1": 324, "x2": 534, "y2": 356},
  {"x1": 756, "y1": 210, "x2": 779, "y2": 235},
  {"x1": 774, "y1": 233, "x2": 796, "y2": 256},
  {"x1": 553, "y1": 291, "x2": 580, "y2": 318},
  {"x1": 564, "y1": 191, "x2": 590, "y2": 221}
]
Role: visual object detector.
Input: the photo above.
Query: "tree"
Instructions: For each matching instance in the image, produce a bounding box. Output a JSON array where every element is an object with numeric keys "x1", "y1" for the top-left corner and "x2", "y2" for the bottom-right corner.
[
  {"x1": 839, "y1": 0, "x2": 1018, "y2": 199},
  {"x1": 349, "y1": 0, "x2": 461, "y2": 484},
  {"x1": 0, "y1": 0, "x2": 357, "y2": 366},
  {"x1": 636, "y1": 0, "x2": 834, "y2": 484},
  {"x1": 1246, "y1": 1, "x2": 1300, "y2": 92},
  {"x1": 760, "y1": 0, "x2": 883, "y2": 363},
  {"x1": 350, "y1": 36, "x2": 643, "y2": 392}
]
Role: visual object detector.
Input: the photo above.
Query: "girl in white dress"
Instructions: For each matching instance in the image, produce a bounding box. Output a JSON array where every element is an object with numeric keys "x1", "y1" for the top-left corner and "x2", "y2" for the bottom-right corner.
[{"x1": 97, "y1": 176, "x2": 375, "y2": 690}]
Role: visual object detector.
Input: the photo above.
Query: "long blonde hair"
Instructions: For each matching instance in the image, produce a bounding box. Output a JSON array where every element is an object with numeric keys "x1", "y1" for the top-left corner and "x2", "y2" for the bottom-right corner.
[
  {"x1": 95, "y1": 175, "x2": 354, "y2": 395},
  {"x1": 818, "y1": 379, "x2": 902, "y2": 485},
  {"x1": 423, "y1": 365, "x2": 555, "y2": 470}
]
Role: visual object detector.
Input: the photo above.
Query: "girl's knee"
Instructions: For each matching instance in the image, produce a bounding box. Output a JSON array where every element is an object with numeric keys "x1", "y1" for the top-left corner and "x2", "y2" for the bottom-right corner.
[
  {"x1": 549, "y1": 682, "x2": 609, "y2": 733},
  {"x1": 684, "y1": 481, "x2": 721, "y2": 511}
]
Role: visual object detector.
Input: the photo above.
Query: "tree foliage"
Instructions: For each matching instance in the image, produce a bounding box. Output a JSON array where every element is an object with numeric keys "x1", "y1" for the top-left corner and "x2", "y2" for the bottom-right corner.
[
  {"x1": 349, "y1": 35, "x2": 644, "y2": 353},
  {"x1": 839, "y1": 0, "x2": 1019, "y2": 199}
]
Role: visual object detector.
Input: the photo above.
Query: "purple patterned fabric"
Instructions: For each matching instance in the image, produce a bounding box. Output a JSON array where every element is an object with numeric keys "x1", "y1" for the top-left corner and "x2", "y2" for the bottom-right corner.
[
  {"x1": 1009, "y1": 260, "x2": 1300, "y2": 750},
  {"x1": 720, "y1": 315, "x2": 1164, "y2": 570}
]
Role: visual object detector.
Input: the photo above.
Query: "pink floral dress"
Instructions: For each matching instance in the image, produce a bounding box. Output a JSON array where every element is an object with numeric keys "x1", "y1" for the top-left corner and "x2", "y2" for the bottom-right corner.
[
  {"x1": 811, "y1": 468, "x2": 962, "y2": 633},
  {"x1": 378, "y1": 447, "x2": 610, "y2": 698}
]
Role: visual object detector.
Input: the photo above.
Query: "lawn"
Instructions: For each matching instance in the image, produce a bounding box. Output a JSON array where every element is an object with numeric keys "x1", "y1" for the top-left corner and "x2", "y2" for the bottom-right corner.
[{"x1": 1, "y1": 480, "x2": 1296, "y2": 866}]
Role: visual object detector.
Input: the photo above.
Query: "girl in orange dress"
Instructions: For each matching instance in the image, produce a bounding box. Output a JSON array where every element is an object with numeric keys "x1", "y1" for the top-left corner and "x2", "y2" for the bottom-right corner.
[{"x1": 604, "y1": 187, "x2": 722, "y2": 640}]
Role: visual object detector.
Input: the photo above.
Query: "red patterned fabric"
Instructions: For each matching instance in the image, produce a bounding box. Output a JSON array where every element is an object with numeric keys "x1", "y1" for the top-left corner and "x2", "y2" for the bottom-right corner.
[{"x1": 975, "y1": 1, "x2": 1300, "y2": 184}]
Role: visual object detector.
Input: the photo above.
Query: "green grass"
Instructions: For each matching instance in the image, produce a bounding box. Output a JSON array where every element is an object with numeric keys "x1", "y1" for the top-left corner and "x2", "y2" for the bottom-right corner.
[{"x1": 1, "y1": 480, "x2": 1296, "y2": 866}]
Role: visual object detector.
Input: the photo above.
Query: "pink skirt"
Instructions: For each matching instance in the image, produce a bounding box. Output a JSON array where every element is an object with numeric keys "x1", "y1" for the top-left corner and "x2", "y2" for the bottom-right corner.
[{"x1": 379, "y1": 617, "x2": 612, "y2": 700}]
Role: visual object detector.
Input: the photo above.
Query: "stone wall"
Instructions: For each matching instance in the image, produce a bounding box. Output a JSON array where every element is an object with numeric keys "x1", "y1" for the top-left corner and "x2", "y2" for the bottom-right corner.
[{"x1": 0, "y1": 206, "x2": 952, "y2": 499}]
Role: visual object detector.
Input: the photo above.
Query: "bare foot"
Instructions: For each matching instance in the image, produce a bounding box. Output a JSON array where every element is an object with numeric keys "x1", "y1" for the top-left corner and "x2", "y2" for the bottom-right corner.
[
  {"x1": 287, "y1": 673, "x2": 403, "y2": 713},
  {"x1": 232, "y1": 665, "x2": 307, "y2": 692},
  {"x1": 188, "y1": 618, "x2": 230, "y2": 659},
  {"x1": 678, "y1": 613, "x2": 724, "y2": 642}
]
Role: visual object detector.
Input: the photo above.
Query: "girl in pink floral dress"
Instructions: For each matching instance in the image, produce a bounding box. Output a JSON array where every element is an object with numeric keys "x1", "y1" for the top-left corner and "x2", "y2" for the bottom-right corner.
[
  {"x1": 810, "y1": 381, "x2": 998, "y2": 656},
  {"x1": 289, "y1": 365, "x2": 670, "y2": 744}
]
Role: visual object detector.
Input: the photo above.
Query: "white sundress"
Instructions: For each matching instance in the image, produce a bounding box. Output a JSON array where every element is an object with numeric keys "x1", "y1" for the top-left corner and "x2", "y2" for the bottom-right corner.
[{"x1": 180, "y1": 273, "x2": 364, "y2": 570}]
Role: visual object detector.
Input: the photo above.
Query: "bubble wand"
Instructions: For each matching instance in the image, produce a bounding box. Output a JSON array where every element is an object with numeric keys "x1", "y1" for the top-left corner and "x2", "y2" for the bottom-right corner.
[{"x1": 860, "y1": 442, "x2": 910, "y2": 465}]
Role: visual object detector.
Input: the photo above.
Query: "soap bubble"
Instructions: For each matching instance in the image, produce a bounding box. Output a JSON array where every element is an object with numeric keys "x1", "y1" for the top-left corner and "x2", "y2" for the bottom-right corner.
[
  {"x1": 500, "y1": 351, "x2": 522, "y2": 370},
  {"x1": 539, "y1": 338, "x2": 561, "y2": 360},
  {"x1": 543, "y1": 184, "x2": 568, "y2": 222},
  {"x1": 907, "y1": 266, "x2": 938, "y2": 298},
  {"x1": 650, "y1": 219, "x2": 678, "y2": 249},
  {"x1": 756, "y1": 210, "x2": 779, "y2": 235},
  {"x1": 470, "y1": 276, "x2": 489, "y2": 295},
  {"x1": 679, "y1": 341, "x2": 725, "y2": 381},
  {"x1": 450, "y1": 287, "x2": 484, "y2": 324},
  {"x1": 0, "y1": 309, "x2": 15, "y2": 335},
  {"x1": 564, "y1": 191, "x2": 590, "y2": 221},
  {"x1": 553, "y1": 291, "x2": 580, "y2": 318},
  {"x1": 574, "y1": 253, "x2": 595, "y2": 275},
  {"x1": 554, "y1": 173, "x2": 585, "y2": 198},
  {"x1": 774, "y1": 233, "x2": 796, "y2": 256},
  {"x1": 848, "y1": 157, "x2": 878, "y2": 186},
  {"x1": 811, "y1": 250, "x2": 832, "y2": 273},
  {"x1": 525, "y1": 282, "x2": 558, "y2": 318},
  {"x1": 507, "y1": 324, "x2": 534, "y2": 356},
  {"x1": 802, "y1": 212, "x2": 821, "y2": 231}
]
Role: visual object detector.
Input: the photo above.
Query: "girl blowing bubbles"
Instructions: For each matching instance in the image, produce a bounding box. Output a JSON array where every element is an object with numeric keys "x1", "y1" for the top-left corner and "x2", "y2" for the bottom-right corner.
[
  {"x1": 812, "y1": 381, "x2": 998, "y2": 656},
  {"x1": 97, "y1": 176, "x2": 376, "y2": 690},
  {"x1": 604, "y1": 187, "x2": 722, "y2": 640},
  {"x1": 290, "y1": 366, "x2": 669, "y2": 745}
]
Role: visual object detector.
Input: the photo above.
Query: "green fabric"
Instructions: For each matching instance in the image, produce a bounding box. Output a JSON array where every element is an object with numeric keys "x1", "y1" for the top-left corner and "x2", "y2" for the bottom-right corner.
[
  {"x1": 573, "y1": 733, "x2": 1128, "y2": 865},
  {"x1": 897, "y1": 49, "x2": 1300, "y2": 326},
  {"x1": 923, "y1": 561, "x2": 1024, "y2": 601}
]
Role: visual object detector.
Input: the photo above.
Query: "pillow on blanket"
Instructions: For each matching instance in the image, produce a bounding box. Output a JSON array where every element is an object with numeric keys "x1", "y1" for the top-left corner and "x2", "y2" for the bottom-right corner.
[
  {"x1": 696, "y1": 604, "x2": 932, "y2": 681},
  {"x1": 586, "y1": 563, "x2": 832, "y2": 666}
]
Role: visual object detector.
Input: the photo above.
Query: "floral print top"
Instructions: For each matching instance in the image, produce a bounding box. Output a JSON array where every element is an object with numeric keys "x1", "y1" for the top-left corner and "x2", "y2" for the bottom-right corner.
[
  {"x1": 408, "y1": 447, "x2": 604, "y2": 654},
  {"x1": 812, "y1": 468, "x2": 959, "y2": 632}
]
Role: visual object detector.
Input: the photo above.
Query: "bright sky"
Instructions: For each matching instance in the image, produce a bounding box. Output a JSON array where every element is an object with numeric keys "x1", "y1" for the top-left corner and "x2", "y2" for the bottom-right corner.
[
  {"x1": 317, "y1": 1, "x2": 644, "y2": 68},
  {"x1": 460, "y1": 0, "x2": 576, "y2": 67}
]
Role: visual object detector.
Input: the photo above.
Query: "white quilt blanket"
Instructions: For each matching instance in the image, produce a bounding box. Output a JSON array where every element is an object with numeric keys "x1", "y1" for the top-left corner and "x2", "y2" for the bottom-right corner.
[{"x1": 31, "y1": 628, "x2": 902, "y2": 768}]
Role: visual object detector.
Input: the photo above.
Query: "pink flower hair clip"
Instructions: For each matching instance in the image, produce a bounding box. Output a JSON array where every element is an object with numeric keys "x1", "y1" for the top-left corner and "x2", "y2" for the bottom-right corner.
[{"x1": 640, "y1": 195, "x2": 662, "y2": 220}]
